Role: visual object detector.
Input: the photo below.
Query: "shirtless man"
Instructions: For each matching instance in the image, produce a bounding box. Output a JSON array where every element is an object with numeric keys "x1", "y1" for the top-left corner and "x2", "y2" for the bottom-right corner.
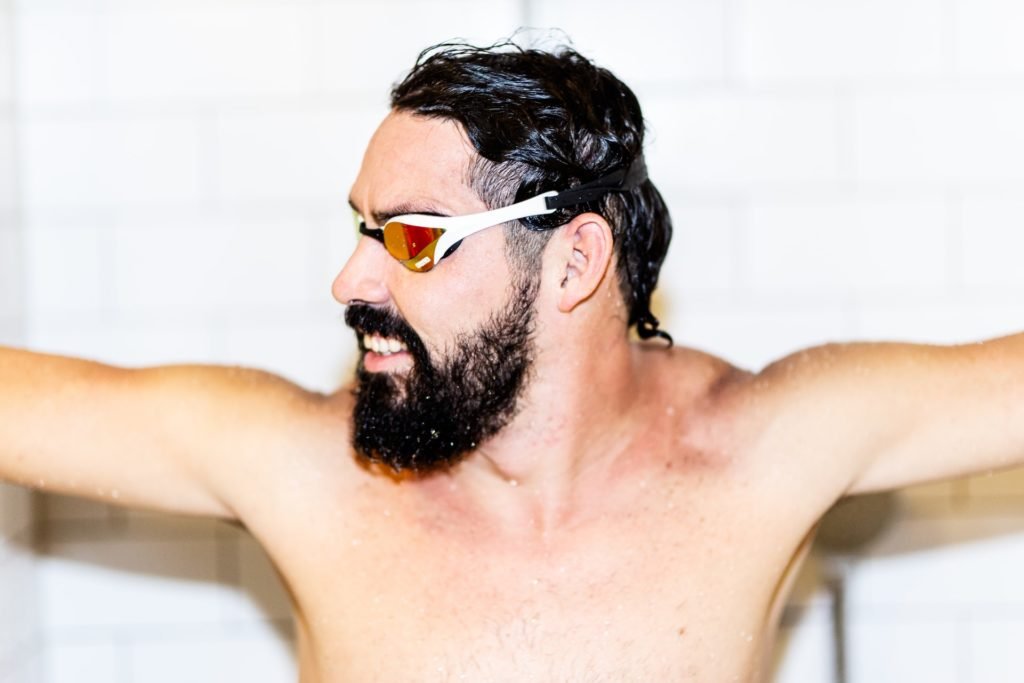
[{"x1": 2, "y1": 42, "x2": 1022, "y2": 682}]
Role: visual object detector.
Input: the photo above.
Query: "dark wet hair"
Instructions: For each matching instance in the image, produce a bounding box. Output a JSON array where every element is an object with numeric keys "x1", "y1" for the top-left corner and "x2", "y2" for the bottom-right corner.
[{"x1": 389, "y1": 40, "x2": 673, "y2": 343}]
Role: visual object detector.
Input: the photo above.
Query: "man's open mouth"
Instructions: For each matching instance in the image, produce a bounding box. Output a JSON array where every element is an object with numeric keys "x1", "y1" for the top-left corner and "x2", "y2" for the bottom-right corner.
[{"x1": 362, "y1": 334, "x2": 409, "y2": 356}]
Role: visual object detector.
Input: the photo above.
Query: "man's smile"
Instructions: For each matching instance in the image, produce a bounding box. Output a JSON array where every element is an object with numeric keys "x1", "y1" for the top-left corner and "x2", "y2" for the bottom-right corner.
[{"x1": 361, "y1": 333, "x2": 413, "y2": 373}]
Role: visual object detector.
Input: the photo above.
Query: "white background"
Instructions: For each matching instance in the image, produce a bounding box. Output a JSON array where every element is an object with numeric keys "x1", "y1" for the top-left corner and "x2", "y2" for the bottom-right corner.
[{"x1": 1, "y1": 0, "x2": 1024, "y2": 681}]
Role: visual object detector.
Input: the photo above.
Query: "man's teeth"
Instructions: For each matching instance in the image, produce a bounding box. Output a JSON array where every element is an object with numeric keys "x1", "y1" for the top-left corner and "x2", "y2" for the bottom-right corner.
[{"x1": 363, "y1": 334, "x2": 408, "y2": 355}]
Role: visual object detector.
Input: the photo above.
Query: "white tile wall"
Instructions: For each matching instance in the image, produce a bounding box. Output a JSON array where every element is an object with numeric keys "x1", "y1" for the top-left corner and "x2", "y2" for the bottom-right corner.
[
  {"x1": 0, "y1": 226, "x2": 24, "y2": 324},
  {"x1": 961, "y1": 197, "x2": 1024, "y2": 287},
  {"x1": 5, "y1": 0, "x2": 1024, "y2": 681},
  {"x1": 0, "y1": 1, "x2": 39, "y2": 677},
  {"x1": 854, "y1": 89, "x2": 1024, "y2": 187},
  {"x1": 953, "y1": 0, "x2": 1024, "y2": 76},
  {"x1": 643, "y1": 92, "x2": 842, "y2": 191},
  {"x1": 317, "y1": 0, "x2": 521, "y2": 92},
  {"x1": 110, "y1": 214, "x2": 315, "y2": 314},
  {"x1": 13, "y1": 8, "x2": 102, "y2": 106},
  {"x1": 745, "y1": 196, "x2": 949, "y2": 294},
  {"x1": 847, "y1": 615, "x2": 963, "y2": 683},
  {"x1": 736, "y1": 0, "x2": 949, "y2": 83},
  {"x1": 215, "y1": 107, "x2": 383, "y2": 203},
  {"x1": 533, "y1": 0, "x2": 727, "y2": 86},
  {"x1": 22, "y1": 115, "x2": 203, "y2": 208},
  {"x1": 968, "y1": 618, "x2": 1024, "y2": 683},
  {"x1": 104, "y1": 6, "x2": 319, "y2": 100}
]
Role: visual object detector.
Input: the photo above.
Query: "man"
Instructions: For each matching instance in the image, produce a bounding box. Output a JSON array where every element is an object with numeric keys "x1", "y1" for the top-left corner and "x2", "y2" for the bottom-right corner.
[{"x1": 1, "y1": 41, "x2": 1022, "y2": 681}]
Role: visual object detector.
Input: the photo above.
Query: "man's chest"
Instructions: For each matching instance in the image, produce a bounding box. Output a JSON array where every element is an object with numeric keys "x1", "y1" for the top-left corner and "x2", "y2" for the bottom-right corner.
[{"x1": 253, "y1": 474, "x2": 814, "y2": 682}]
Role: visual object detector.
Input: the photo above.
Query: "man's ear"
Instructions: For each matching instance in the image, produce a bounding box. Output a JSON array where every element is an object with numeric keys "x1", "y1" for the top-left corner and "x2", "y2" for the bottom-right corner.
[{"x1": 554, "y1": 212, "x2": 614, "y2": 313}]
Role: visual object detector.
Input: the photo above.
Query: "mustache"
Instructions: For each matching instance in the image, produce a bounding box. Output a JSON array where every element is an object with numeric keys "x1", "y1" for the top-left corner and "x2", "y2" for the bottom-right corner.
[{"x1": 344, "y1": 304, "x2": 422, "y2": 353}]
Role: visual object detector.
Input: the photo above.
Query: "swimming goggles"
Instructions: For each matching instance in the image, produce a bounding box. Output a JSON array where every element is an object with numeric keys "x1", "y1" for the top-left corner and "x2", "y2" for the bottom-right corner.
[{"x1": 355, "y1": 157, "x2": 647, "y2": 272}]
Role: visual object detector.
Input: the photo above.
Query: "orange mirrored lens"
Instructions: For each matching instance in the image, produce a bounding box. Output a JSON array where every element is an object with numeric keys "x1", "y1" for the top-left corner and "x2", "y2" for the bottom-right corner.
[{"x1": 383, "y1": 221, "x2": 444, "y2": 269}]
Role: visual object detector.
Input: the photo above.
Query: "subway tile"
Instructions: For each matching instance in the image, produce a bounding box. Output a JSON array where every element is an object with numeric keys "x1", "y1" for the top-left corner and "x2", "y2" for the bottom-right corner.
[
  {"x1": 22, "y1": 116, "x2": 203, "y2": 208},
  {"x1": 735, "y1": 0, "x2": 947, "y2": 83},
  {"x1": 317, "y1": 0, "x2": 520, "y2": 92},
  {"x1": 0, "y1": 320, "x2": 25, "y2": 346},
  {"x1": 0, "y1": 649, "x2": 42, "y2": 683},
  {"x1": 854, "y1": 301, "x2": 1024, "y2": 344},
  {"x1": 217, "y1": 318, "x2": 353, "y2": 394},
  {"x1": 746, "y1": 198, "x2": 948, "y2": 294},
  {"x1": 111, "y1": 215, "x2": 314, "y2": 315},
  {"x1": 216, "y1": 534, "x2": 292, "y2": 623},
  {"x1": 13, "y1": 0, "x2": 99, "y2": 11},
  {"x1": 534, "y1": 0, "x2": 726, "y2": 85},
  {"x1": 122, "y1": 511, "x2": 223, "y2": 540},
  {"x1": 215, "y1": 106, "x2": 383, "y2": 203},
  {"x1": 772, "y1": 603, "x2": 834, "y2": 683},
  {"x1": 854, "y1": 89, "x2": 1024, "y2": 186},
  {"x1": 658, "y1": 201, "x2": 735, "y2": 295},
  {"x1": 846, "y1": 515, "x2": 1024, "y2": 606},
  {"x1": 40, "y1": 640, "x2": 118, "y2": 683},
  {"x1": 965, "y1": 467, "x2": 1024, "y2": 499},
  {"x1": 961, "y1": 197, "x2": 1024, "y2": 287},
  {"x1": 0, "y1": 118, "x2": 14, "y2": 211},
  {"x1": 39, "y1": 538, "x2": 229, "y2": 627},
  {"x1": 25, "y1": 318, "x2": 219, "y2": 367},
  {"x1": 0, "y1": 481, "x2": 35, "y2": 539},
  {"x1": 13, "y1": 8, "x2": 101, "y2": 105},
  {"x1": 128, "y1": 633, "x2": 296, "y2": 683},
  {"x1": 846, "y1": 614, "x2": 961, "y2": 683},
  {"x1": 0, "y1": 227, "x2": 24, "y2": 320},
  {"x1": 0, "y1": 11, "x2": 10, "y2": 104},
  {"x1": 104, "y1": 5, "x2": 317, "y2": 100},
  {"x1": 42, "y1": 494, "x2": 113, "y2": 522},
  {"x1": 644, "y1": 93, "x2": 842, "y2": 191},
  {"x1": 24, "y1": 225, "x2": 104, "y2": 316},
  {"x1": 898, "y1": 480, "x2": 958, "y2": 516},
  {"x1": 0, "y1": 544, "x2": 37, "y2": 659},
  {"x1": 676, "y1": 304, "x2": 849, "y2": 372},
  {"x1": 954, "y1": 0, "x2": 1024, "y2": 76},
  {"x1": 967, "y1": 618, "x2": 1024, "y2": 682}
]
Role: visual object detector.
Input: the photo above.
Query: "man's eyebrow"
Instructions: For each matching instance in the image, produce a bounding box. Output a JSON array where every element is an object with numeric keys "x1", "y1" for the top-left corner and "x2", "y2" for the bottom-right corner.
[{"x1": 347, "y1": 197, "x2": 449, "y2": 226}]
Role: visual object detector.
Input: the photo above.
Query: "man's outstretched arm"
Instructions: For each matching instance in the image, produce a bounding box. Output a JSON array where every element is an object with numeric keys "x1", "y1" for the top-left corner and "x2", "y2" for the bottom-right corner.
[
  {"x1": 0, "y1": 346, "x2": 333, "y2": 519},
  {"x1": 754, "y1": 332, "x2": 1024, "y2": 496}
]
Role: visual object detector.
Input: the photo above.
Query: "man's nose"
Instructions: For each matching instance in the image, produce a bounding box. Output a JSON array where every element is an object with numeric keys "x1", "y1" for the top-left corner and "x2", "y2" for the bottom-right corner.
[{"x1": 332, "y1": 236, "x2": 391, "y2": 306}]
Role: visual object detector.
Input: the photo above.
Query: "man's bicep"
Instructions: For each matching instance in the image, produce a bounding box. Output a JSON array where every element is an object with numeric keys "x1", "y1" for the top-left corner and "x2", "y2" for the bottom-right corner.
[
  {"x1": 0, "y1": 349, "x2": 324, "y2": 520},
  {"x1": 756, "y1": 336, "x2": 1024, "y2": 496}
]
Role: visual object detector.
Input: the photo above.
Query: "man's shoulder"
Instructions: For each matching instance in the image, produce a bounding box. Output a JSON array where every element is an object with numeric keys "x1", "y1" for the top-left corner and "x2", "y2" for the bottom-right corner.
[{"x1": 637, "y1": 342, "x2": 754, "y2": 404}]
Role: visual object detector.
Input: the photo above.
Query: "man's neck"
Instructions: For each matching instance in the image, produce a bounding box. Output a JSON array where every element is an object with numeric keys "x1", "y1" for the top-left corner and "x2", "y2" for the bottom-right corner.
[{"x1": 440, "y1": 332, "x2": 650, "y2": 534}]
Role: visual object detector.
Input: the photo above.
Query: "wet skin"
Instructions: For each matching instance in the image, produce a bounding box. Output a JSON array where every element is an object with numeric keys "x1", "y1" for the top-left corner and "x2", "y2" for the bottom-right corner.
[
  {"x1": 4, "y1": 110, "x2": 1021, "y2": 682},
  {"x1": 231, "y1": 346, "x2": 826, "y2": 682},
  {"x1": 256, "y1": 111, "x2": 831, "y2": 681}
]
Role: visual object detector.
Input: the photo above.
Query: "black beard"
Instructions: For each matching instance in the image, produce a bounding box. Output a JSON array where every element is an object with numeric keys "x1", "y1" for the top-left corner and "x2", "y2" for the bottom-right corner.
[{"x1": 344, "y1": 277, "x2": 538, "y2": 474}]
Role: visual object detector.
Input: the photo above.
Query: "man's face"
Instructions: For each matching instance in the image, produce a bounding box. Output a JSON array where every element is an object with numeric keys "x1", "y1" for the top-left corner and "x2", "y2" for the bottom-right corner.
[{"x1": 333, "y1": 111, "x2": 540, "y2": 473}]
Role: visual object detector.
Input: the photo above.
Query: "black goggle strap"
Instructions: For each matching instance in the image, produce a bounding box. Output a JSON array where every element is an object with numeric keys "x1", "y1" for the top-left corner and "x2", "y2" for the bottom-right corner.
[
  {"x1": 544, "y1": 155, "x2": 648, "y2": 211},
  {"x1": 357, "y1": 221, "x2": 384, "y2": 243}
]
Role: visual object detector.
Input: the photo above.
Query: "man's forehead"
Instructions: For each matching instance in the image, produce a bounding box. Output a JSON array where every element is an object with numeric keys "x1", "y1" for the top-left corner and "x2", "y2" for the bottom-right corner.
[{"x1": 349, "y1": 111, "x2": 484, "y2": 217}]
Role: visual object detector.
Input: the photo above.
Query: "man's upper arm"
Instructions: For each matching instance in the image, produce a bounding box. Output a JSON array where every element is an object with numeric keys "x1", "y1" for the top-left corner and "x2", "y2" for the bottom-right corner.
[
  {"x1": 754, "y1": 333, "x2": 1024, "y2": 496},
  {"x1": 0, "y1": 347, "x2": 339, "y2": 520}
]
